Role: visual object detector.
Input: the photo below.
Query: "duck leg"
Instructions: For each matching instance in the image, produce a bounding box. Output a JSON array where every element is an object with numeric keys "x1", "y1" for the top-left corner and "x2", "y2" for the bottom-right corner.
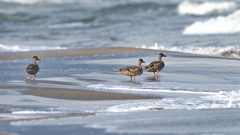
[
  {"x1": 130, "y1": 76, "x2": 132, "y2": 81},
  {"x1": 153, "y1": 72, "x2": 156, "y2": 76},
  {"x1": 156, "y1": 70, "x2": 160, "y2": 77},
  {"x1": 26, "y1": 72, "x2": 31, "y2": 80},
  {"x1": 133, "y1": 76, "x2": 136, "y2": 82},
  {"x1": 33, "y1": 74, "x2": 36, "y2": 80}
]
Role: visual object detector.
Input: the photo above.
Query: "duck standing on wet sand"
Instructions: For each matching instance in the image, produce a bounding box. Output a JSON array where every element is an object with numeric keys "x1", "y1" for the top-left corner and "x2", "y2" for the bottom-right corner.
[
  {"x1": 118, "y1": 59, "x2": 145, "y2": 82},
  {"x1": 26, "y1": 56, "x2": 41, "y2": 80},
  {"x1": 145, "y1": 53, "x2": 166, "y2": 77}
]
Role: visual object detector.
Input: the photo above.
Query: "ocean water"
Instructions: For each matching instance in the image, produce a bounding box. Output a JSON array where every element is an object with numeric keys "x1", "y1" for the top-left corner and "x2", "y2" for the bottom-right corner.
[
  {"x1": 1, "y1": 0, "x2": 240, "y2": 134},
  {"x1": 1, "y1": 0, "x2": 240, "y2": 57}
]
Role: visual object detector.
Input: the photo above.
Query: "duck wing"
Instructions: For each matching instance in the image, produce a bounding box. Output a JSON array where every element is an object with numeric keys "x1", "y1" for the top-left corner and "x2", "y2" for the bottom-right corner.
[
  {"x1": 126, "y1": 66, "x2": 140, "y2": 73},
  {"x1": 145, "y1": 61, "x2": 159, "y2": 69},
  {"x1": 26, "y1": 64, "x2": 39, "y2": 74},
  {"x1": 119, "y1": 66, "x2": 140, "y2": 75},
  {"x1": 145, "y1": 61, "x2": 164, "y2": 71}
]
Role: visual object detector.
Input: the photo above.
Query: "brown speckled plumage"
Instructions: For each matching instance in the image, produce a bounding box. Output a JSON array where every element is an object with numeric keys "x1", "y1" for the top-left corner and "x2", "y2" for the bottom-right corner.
[
  {"x1": 26, "y1": 56, "x2": 41, "y2": 80},
  {"x1": 145, "y1": 53, "x2": 166, "y2": 76},
  {"x1": 118, "y1": 59, "x2": 145, "y2": 82}
]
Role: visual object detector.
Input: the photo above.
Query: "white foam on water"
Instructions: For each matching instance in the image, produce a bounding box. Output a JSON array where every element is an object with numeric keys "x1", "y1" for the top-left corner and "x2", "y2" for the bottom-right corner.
[
  {"x1": 0, "y1": 44, "x2": 67, "y2": 52},
  {"x1": 12, "y1": 111, "x2": 62, "y2": 114},
  {"x1": 106, "y1": 90, "x2": 240, "y2": 112},
  {"x1": 0, "y1": 0, "x2": 104, "y2": 4},
  {"x1": 48, "y1": 22, "x2": 86, "y2": 29},
  {"x1": 178, "y1": 1, "x2": 236, "y2": 15},
  {"x1": 87, "y1": 84, "x2": 216, "y2": 95},
  {"x1": 0, "y1": 110, "x2": 63, "y2": 120},
  {"x1": 137, "y1": 43, "x2": 240, "y2": 58},
  {"x1": 183, "y1": 9, "x2": 240, "y2": 35},
  {"x1": 0, "y1": 0, "x2": 40, "y2": 4},
  {"x1": 87, "y1": 84, "x2": 240, "y2": 112}
]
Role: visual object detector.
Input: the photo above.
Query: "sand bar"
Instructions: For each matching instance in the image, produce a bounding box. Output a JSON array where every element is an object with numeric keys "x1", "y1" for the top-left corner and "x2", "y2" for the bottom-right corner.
[
  {"x1": 0, "y1": 133, "x2": 13, "y2": 135},
  {"x1": 0, "y1": 108, "x2": 11, "y2": 114},
  {"x1": 0, "y1": 113, "x2": 94, "y2": 123},
  {"x1": 0, "y1": 47, "x2": 160, "y2": 61},
  {"x1": 21, "y1": 87, "x2": 159, "y2": 101},
  {"x1": 0, "y1": 47, "x2": 238, "y2": 61}
]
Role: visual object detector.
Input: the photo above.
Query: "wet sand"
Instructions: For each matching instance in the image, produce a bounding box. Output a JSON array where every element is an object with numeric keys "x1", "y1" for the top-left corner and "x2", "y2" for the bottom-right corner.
[
  {"x1": 0, "y1": 47, "x2": 237, "y2": 61},
  {"x1": 21, "y1": 87, "x2": 159, "y2": 100},
  {"x1": 0, "y1": 113, "x2": 94, "y2": 123},
  {"x1": 0, "y1": 47, "x2": 161, "y2": 61},
  {"x1": 0, "y1": 108, "x2": 11, "y2": 114},
  {"x1": 0, "y1": 133, "x2": 12, "y2": 135}
]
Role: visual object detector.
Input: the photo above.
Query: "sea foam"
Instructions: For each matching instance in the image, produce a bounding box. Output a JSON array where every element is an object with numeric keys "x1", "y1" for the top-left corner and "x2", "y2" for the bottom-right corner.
[
  {"x1": 12, "y1": 111, "x2": 62, "y2": 114},
  {"x1": 178, "y1": 1, "x2": 236, "y2": 15},
  {"x1": 106, "y1": 90, "x2": 240, "y2": 112},
  {"x1": 183, "y1": 9, "x2": 240, "y2": 35},
  {"x1": 48, "y1": 22, "x2": 86, "y2": 29},
  {"x1": 137, "y1": 43, "x2": 240, "y2": 58},
  {"x1": 0, "y1": 0, "x2": 103, "y2": 4},
  {"x1": 0, "y1": 44, "x2": 67, "y2": 52},
  {"x1": 87, "y1": 84, "x2": 240, "y2": 111}
]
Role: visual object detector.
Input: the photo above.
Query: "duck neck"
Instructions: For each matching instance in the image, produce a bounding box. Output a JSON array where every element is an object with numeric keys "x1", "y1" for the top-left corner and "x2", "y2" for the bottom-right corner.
[
  {"x1": 158, "y1": 55, "x2": 162, "y2": 61},
  {"x1": 32, "y1": 59, "x2": 37, "y2": 65},
  {"x1": 138, "y1": 61, "x2": 142, "y2": 68}
]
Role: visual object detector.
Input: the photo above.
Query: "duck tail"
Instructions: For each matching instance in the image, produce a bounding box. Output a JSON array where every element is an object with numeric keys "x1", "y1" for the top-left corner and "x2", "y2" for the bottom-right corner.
[
  {"x1": 118, "y1": 69, "x2": 122, "y2": 73},
  {"x1": 144, "y1": 66, "x2": 148, "y2": 71}
]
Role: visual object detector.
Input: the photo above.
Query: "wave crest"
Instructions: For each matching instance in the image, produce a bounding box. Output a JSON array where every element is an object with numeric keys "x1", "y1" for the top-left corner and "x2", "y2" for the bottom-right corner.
[
  {"x1": 0, "y1": 44, "x2": 67, "y2": 52},
  {"x1": 138, "y1": 43, "x2": 240, "y2": 58},
  {"x1": 183, "y1": 10, "x2": 240, "y2": 35},
  {"x1": 178, "y1": 1, "x2": 236, "y2": 15},
  {"x1": 106, "y1": 90, "x2": 240, "y2": 112},
  {"x1": 0, "y1": 0, "x2": 97, "y2": 4}
]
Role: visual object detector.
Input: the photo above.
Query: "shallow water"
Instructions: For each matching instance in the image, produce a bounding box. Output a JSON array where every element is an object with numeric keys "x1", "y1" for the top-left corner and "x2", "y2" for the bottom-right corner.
[{"x1": 0, "y1": 52, "x2": 240, "y2": 134}]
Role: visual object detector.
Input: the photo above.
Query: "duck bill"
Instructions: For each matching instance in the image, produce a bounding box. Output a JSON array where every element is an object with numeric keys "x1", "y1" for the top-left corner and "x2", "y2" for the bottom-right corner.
[
  {"x1": 37, "y1": 59, "x2": 41, "y2": 61},
  {"x1": 163, "y1": 54, "x2": 167, "y2": 57}
]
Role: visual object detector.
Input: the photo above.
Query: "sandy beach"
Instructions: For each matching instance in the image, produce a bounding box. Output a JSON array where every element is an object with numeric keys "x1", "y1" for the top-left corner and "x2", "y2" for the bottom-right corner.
[
  {"x1": 21, "y1": 87, "x2": 159, "y2": 100},
  {"x1": 0, "y1": 47, "x2": 161, "y2": 61},
  {"x1": 2, "y1": 0, "x2": 240, "y2": 134},
  {"x1": 0, "y1": 47, "x2": 240, "y2": 135}
]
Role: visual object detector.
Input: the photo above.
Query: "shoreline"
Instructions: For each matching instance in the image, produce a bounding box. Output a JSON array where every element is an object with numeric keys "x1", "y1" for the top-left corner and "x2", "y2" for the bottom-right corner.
[
  {"x1": 0, "y1": 47, "x2": 238, "y2": 61},
  {"x1": 0, "y1": 47, "x2": 160, "y2": 61},
  {"x1": 0, "y1": 113, "x2": 95, "y2": 123}
]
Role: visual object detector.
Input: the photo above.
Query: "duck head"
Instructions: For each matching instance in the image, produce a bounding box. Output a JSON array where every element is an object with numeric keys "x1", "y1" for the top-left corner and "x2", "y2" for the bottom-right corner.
[
  {"x1": 158, "y1": 53, "x2": 166, "y2": 60},
  {"x1": 139, "y1": 58, "x2": 145, "y2": 63},
  {"x1": 32, "y1": 56, "x2": 41, "y2": 64}
]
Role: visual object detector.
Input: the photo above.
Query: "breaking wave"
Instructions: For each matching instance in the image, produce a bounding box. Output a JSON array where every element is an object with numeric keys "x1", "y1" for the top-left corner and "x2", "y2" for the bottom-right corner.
[
  {"x1": 0, "y1": 0, "x2": 102, "y2": 4},
  {"x1": 0, "y1": 44, "x2": 67, "y2": 52},
  {"x1": 183, "y1": 9, "x2": 240, "y2": 35},
  {"x1": 178, "y1": 1, "x2": 236, "y2": 15},
  {"x1": 106, "y1": 90, "x2": 240, "y2": 112},
  {"x1": 12, "y1": 111, "x2": 62, "y2": 114},
  {"x1": 138, "y1": 43, "x2": 240, "y2": 58}
]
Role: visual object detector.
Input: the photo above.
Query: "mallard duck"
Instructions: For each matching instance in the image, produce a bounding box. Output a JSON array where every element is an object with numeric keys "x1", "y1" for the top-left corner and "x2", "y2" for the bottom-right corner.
[
  {"x1": 145, "y1": 53, "x2": 166, "y2": 77},
  {"x1": 26, "y1": 56, "x2": 41, "y2": 80},
  {"x1": 118, "y1": 59, "x2": 145, "y2": 82}
]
